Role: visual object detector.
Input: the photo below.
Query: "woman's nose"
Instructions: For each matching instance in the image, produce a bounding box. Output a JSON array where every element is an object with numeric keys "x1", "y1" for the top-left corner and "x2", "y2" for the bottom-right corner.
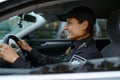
[{"x1": 64, "y1": 25, "x2": 68, "y2": 30}]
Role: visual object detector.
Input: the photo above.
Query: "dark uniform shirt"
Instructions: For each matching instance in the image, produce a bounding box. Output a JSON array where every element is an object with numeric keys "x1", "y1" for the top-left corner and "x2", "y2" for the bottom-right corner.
[{"x1": 11, "y1": 36, "x2": 102, "y2": 68}]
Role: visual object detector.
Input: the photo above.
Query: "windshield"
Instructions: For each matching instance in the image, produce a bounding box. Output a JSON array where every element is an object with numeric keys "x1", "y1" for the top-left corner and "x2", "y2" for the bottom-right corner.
[
  {"x1": 0, "y1": 12, "x2": 45, "y2": 39},
  {"x1": 0, "y1": 0, "x2": 7, "y2": 3}
]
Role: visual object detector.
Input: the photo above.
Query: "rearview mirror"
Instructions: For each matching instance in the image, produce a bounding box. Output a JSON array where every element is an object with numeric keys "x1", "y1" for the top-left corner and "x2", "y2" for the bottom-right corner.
[{"x1": 19, "y1": 14, "x2": 36, "y2": 22}]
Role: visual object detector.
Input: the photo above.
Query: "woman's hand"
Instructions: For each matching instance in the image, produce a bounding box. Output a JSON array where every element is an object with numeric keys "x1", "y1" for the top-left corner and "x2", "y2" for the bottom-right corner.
[
  {"x1": 0, "y1": 44, "x2": 19, "y2": 63},
  {"x1": 17, "y1": 40, "x2": 32, "y2": 52}
]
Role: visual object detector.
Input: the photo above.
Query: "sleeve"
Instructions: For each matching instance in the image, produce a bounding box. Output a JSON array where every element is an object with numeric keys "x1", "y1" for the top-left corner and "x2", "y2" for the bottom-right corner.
[
  {"x1": 10, "y1": 57, "x2": 32, "y2": 68},
  {"x1": 28, "y1": 48, "x2": 66, "y2": 65},
  {"x1": 10, "y1": 49, "x2": 66, "y2": 68}
]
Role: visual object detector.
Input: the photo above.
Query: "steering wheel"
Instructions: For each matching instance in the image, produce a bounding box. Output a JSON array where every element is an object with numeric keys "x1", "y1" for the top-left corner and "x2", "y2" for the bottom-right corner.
[
  {"x1": 2, "y1": 34, "x2": 26, "y2": 55},
  {"x1": 3, "y1": 34, "x2": 20, "y2": 44},
  {"x1": 0, "y1": 34, "x2": 29, "y2": 68}
]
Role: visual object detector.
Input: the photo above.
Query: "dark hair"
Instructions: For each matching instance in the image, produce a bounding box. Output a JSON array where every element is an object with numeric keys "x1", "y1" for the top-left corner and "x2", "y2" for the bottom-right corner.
[{"x1": 76, "y1": 18, "x2": 94, "y2": 36}]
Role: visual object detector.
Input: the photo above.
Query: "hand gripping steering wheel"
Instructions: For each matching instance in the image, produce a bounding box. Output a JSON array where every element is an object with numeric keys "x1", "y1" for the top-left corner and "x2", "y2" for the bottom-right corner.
[
  {"x1": 0, "y1": 34, "x2": 29, "y2": 68},
  {"x1": 2, "y1": 34, "x2": 26, "y2": 55}
]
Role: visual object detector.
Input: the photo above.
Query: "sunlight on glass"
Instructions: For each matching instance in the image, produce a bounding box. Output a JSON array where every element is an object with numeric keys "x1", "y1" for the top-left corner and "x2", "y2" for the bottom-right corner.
[{"x1": 0, "y1": 0, "x2": 7, "y2": 3}]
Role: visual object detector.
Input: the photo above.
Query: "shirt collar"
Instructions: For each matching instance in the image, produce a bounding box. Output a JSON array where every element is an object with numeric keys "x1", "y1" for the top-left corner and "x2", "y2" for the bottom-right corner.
[{"x1": 73, "y1": 36, "x2": 94, "y2": 49}]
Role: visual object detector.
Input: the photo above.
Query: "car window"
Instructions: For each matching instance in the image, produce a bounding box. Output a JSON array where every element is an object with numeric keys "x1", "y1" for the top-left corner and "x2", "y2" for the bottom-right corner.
[
  {"x1": 28, "y1": 21, "x2": 62, "y2": 39},
  {"x1": 94, "y1": 19, "x2": 108, "y2": 39},
  {"x1": 0, "y1": 10, "x2": 108, "y2": 40},
  {"x1": 28, "y1": 18, "x2": 108, "y2": 39},
  {"x1": 0, "y1": 16, "x2": 30, "y2": 39},
  {"x1": 0, "y1": 12, "x2": 45, "y2": 39}
]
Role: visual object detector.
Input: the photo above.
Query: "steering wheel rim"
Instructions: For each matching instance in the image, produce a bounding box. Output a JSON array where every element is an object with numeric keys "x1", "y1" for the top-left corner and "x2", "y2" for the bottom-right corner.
[{"x1": 3, "y1": 34, "x2": 20, "y2": 44}]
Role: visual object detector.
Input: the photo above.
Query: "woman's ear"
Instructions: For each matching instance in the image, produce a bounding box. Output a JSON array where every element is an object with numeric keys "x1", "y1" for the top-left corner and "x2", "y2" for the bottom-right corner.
[{"x1": 82, "y1": 20, "x2": 89, "y2": 30}]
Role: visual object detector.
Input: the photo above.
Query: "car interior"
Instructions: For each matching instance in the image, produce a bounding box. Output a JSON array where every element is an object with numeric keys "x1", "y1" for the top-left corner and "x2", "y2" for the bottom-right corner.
[
  {"x1": 101, "y1": 9, "x2": 120, "y2": 57},
  {"x1": 0, "y1": 0, "x2": 120, "y2": 79}
]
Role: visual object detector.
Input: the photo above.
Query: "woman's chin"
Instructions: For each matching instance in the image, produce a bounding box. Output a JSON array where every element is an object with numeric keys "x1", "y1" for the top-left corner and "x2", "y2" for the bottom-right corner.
[{"x1": 67, "y1": 36, "x2": 74, "y2": 40}]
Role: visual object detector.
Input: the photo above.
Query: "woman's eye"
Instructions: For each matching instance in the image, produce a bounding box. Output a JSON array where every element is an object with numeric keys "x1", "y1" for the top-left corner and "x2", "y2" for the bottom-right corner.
[{"x1": 68, "y1": 22, "x2": 72, "y2": 25}]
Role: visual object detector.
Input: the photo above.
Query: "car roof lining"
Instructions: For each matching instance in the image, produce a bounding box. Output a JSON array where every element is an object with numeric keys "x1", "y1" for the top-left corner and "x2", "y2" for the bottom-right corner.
[
  {"x1": 0, "y1": 0, "x2": 120, "y2": 21},
  {"x1": 34, "y1": 0, "x2": 120, "y2": 22},
  {"x1": 35, "y1": 0, "x2": 120, "y2": 19}
]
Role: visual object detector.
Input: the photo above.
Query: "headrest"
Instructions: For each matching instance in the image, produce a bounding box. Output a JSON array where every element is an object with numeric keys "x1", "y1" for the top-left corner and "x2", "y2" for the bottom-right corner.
[{"x1": 107, "y1": 9, "x2": 120, "y2": 42}]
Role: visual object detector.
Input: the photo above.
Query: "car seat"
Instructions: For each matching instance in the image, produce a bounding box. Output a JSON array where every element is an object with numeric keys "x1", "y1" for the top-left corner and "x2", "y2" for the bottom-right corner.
[{"x1": 101, "y1": 9, "x2": 120, "y2": 57}]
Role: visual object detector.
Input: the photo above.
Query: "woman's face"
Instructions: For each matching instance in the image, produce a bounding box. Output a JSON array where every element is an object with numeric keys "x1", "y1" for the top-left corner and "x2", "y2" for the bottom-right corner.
[{"x1": 64, "y1": 18, "x2": 89, "y2": 40}]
